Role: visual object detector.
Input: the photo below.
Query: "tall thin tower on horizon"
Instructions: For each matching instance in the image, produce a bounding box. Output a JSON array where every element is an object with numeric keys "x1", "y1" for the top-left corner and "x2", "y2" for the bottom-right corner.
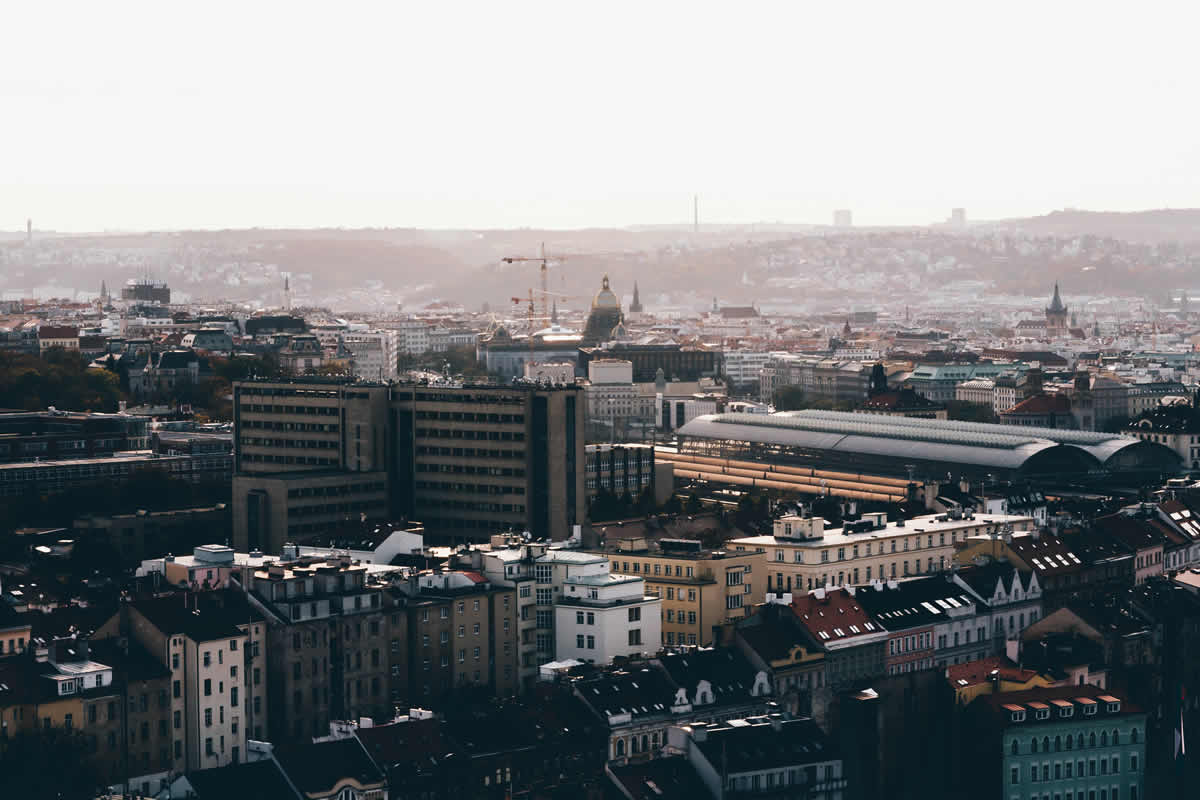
[
  {"x1": 25, "y1": 219, "x2": 31, "y2": 246},
  {"x1": 693, "y1": 195, "x2": 698, "y2": 234}
]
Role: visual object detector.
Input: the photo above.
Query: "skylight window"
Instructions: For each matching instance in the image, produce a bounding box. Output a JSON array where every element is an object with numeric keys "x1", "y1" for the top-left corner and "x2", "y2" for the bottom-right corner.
[{"x1": 818, "y1": 631, "x2": 830, "y2": 640}]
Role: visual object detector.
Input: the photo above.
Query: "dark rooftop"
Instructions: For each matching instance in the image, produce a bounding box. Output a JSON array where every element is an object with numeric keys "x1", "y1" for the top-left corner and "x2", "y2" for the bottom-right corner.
[
  {"x1": 275, "y1": 738, "x2": 385, "y2": 795},
  {"x1": 695, "y1": 715, "x2": 836, "y2": 772},
  {"x1": 186, "y1": 759, "x2": 297, "y2": 799}
]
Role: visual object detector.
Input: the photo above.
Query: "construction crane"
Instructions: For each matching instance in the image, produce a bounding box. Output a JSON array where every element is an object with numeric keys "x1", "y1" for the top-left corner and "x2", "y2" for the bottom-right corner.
[
  {"x1": 511, "y1": 290, "x2": 555, "y2": 360},
  {"x1": 501, "y1": 242, "x2": 567, "y2": 323}
]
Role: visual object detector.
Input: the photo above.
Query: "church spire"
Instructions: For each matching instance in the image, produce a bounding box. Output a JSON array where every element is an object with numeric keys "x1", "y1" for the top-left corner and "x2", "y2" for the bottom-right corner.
[
  {"x1": 630, "y1": 281, "x2": 643, "y2": 313},
  {"x1": 551, "y1": 299, "x2": 558, "y2": 324},
  {"x1": 1048, "y1": 282, "x2": 1065, "y2": 313}
]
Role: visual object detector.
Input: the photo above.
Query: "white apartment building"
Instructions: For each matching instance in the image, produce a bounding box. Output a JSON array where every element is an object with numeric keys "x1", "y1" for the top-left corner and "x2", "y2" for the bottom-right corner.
[
  {"x1": 459, "y1": 539, "x2": 659, "y2": 670},
  {"x1": 586, "y1": 359, "x2": 638, "y2": 431},
  {"x1": 721, "y1": 351, "x2": 774, "y2": 394},
  {"x1": 395, "y1": 320, "x2": 431, "y2": 355},
  {"x1": 96, "y1": 595, "x2": 270, "y2": 773},
  {"x1": 342, "y1": 330, "x2": 399, "y2": 382},
  {"x1": 554, "y1": 570, "x2": 661, "y2": 665}
]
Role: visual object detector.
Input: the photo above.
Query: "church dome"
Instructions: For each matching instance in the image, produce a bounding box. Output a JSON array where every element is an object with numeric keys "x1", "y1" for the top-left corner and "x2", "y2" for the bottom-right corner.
[{"x1": 592, "y1": 275, "x2": 619, "y2": 310}]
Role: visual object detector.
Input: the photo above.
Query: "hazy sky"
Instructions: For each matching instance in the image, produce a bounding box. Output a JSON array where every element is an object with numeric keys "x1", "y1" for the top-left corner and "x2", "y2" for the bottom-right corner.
[{"x1": 2, "y1": 1, "x2": 1197, "y2": 231}]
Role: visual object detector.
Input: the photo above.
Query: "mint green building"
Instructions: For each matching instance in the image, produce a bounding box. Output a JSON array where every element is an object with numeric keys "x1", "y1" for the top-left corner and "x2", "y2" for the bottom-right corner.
[{"x1": 969, "y1": 685, "x2": 1146, "y2": 800}]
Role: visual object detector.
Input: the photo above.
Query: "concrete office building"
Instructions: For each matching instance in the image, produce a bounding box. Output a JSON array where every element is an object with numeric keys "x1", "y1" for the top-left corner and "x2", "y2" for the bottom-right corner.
[{"x1": 232, "y1": 378, "x2": 586, "y2": 553}]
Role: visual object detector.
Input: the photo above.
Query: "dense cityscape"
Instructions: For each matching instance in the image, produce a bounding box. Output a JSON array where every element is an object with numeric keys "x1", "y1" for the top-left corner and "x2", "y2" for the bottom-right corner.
[
  {"x1": 8, "y1": 3, "x2": 1200, "y2": 798},
  {"x1": 0, "y1": 213, "x2": 1199, "y2": 800}
]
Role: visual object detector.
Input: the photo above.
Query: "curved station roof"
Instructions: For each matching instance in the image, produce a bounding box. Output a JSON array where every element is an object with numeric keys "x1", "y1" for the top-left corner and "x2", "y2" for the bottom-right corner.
[{"x1": 675, "y1": 410, "x2": 1179, "y2": 477}]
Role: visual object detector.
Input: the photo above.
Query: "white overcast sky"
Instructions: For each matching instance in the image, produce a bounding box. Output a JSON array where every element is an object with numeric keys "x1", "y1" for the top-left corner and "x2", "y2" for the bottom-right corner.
[{"x1": 1, "y1": 1, "x2": 1197, "y2": 231}]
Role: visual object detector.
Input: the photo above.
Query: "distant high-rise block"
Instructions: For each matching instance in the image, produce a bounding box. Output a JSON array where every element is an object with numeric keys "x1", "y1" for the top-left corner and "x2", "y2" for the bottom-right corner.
[
  {"x1": 950, "y1": 208, "x2": 967, "y2": 227},
  {"x1": 834, "y1": 209, "x2": 853, "y2": 227}
]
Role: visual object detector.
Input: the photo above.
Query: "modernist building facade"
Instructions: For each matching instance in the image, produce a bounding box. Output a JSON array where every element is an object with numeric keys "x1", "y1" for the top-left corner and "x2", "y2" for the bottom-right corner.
[{"x1": 232, "y1": 378, "x2": 586, "y2": 552}]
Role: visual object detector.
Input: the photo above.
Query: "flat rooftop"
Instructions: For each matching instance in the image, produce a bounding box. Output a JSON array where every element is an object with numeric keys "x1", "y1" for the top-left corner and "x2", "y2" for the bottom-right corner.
[{"x1": 732, "y1": 512, "x2": 1034, "y2": 550}]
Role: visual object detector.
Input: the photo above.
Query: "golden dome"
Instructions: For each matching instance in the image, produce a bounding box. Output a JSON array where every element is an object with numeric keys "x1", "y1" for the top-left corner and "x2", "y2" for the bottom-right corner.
[{"x1": 592, "y1": 275, "x2": 619, "y2": 310}]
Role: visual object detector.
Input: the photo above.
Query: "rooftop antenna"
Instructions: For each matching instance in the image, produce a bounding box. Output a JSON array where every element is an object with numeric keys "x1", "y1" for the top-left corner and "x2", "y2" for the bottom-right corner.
[{"x1": 693, "y1": 195, "x2": 699, "y2": 234}]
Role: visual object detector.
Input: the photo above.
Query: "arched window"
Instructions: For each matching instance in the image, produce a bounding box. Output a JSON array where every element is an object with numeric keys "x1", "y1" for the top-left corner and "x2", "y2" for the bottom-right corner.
[
  {"x1": 1131, "y1": 728, "x2": 1140, "y2": 744},
  {"x1": 1031, "y1": 737, "x2": 1039, "y2": 753},
  {"x1": 1112, "y1": 729, "x2": 1120, "y2": 746},
  {"x1": 1042, "y1": 736, "x2": 1050, "y2": 753},
  {"x1": 1101, "y1": 731, "x2": 1108, "y2": 747},
  {"x1": 616, "y1": 739, "x2": 625, "y2": 757},
  {"x1": 631, "y1": 736, "x2": 640, "y2": 754},
  {"x1": 1066, "y1": 735, "x2": 1073, "y2": 750},
  {"x1": 1054, "y1": 735, "x2": 1061, "y2": 752},
  {"x1": 1011, "y1": 740, "x2": 1020, "y2": 756},
  {"x1": 1089, "y1": 732, "x2": 1096, "y2": 747},
  {"x1": 641, "y1": 735, "x2": 649, "y2": 753}
]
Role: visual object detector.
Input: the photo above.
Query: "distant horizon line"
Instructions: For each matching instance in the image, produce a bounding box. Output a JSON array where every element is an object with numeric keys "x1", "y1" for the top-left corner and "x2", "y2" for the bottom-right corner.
[{"x1": 7, "y1": 206, "x2": 1199, "y2": 237}]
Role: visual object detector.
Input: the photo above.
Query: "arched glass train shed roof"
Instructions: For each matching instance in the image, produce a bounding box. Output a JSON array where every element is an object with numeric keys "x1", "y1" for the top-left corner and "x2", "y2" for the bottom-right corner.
[{"x1": 674, "y1": 410, "x2": 1180, "y2": 477}]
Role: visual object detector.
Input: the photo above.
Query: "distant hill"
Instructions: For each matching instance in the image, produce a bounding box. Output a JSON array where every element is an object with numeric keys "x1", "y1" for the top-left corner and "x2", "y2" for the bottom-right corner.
[{"x1": 991, "y1": 208, "x2": 1200, "y2": 243}]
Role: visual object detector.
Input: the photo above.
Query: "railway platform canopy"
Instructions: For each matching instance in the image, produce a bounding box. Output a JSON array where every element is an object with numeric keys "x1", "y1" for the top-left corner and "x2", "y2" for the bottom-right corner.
[{"x1": 673, "y1": 410, "x2": 1180, "y2": 482}]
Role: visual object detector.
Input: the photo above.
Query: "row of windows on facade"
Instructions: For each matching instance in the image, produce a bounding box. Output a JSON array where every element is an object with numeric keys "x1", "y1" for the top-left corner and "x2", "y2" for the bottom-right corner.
[
  {"x1": 614, "y1": 561, "x2": 702, "y2": 580},
  {"x1": 773, "y1": 556, "x2": 951, "y2": 589},
  {"x1": 415, "y1": 428, "x2": 525, "y2": 442},
  {"x1": 414, "y1": 411, "x2": 525, "y2": 423},
  {"x1": 647, "y1": 586, "x2": 700, "y2": 603},
  {"x1": 240, "y1": 403, "x2": 339, "y2": 416},
  {"x1": 414, "y1": 480, "x2": 526, "y2": 495},
  {"x1": 585, "y1": 475, "x2": 651, "y2": 489},
  {"x1": 415, "y1": 445, "x2": 525, "y2": 460},
  {"x1": 774, "y1": 532, "x2": 963, "y2": 566},
  {"x1": 289, "y1": 500, "x2": 386, "y2": 519},
  {"x1": 1014, "y1": 728, "x2": 1139, "y2": 755},
  {"x1": 240, "y1": 419, "x2": 338, "y2": 433},
  {"x1": 1012, "y1": 787, "x2": 1139, "y2": 800},
  {"x1": 241, "y1": 453, "x2": 338, "y2": 467},
  {"x1": 239, "y1": 436, "x2": 338, "y2": 449},
  {"x1": 1011, "y1": 755, "x2": 1140, "y2": 784},
  {"x1": 416, "y1": 462, "x2": 526, "y2": 477},
  {"x1": 417, "y1": 498, "x2": 526, "y2": 514},
  {"x1": 285, "y1": 482, "x2": 384, "y2": 501}
]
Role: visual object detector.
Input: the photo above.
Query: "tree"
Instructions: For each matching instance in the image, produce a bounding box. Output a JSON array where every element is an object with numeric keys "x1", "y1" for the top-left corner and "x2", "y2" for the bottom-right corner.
[
  {"x1": 945, "y1": 400, "x2": 997, "y2": 423},
  {"x1": 0, "y1": 349, "x2": 124, "y2": 412},
  {"x1": 0, "y1": 725, "x2": 103, "y2": 799}
]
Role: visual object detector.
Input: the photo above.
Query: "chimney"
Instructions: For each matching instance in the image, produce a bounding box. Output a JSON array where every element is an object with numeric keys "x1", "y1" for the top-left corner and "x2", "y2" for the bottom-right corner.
[{"x1": 989, "y1": 669, "x2": 1000, "y2": 694}]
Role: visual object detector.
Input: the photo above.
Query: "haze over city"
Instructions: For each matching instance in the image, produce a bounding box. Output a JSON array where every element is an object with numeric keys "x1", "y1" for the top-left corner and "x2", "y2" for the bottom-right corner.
[{"x1": 4, "y1": 1, "x2": 1200, "y2": 231}]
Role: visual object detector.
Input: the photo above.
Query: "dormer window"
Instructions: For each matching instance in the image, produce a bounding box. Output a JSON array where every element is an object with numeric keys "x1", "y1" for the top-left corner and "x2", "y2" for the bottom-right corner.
[
  {"x1": 1035, "y1": 708, "x2": 1050, "y2": 720},
  {"x1": 1011, "y1": 710, "x2": 1025, "y2": 722},
  {"x1": 1059, "y1": 707, "x2": 1073, "y2": 718},
  {"x1": 1083, "y1": 705, "x2": 1097, "y2": 716},
  {"x1": 1107, "y1": 702, "x2": 1120, "y2": 713}
]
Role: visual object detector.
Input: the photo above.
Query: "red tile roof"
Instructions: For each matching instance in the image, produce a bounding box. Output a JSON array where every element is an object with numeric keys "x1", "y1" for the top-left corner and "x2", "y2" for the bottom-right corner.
[
  {"x1": 1005, "y1": 394, "x2": 1072, "y2": 415},
  {"x1": 790, "y1": 588, "x2": 882, "y2": 645},
  {"x1": 946, "y1": 656, "x2": 1038, "y2": 689}
]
